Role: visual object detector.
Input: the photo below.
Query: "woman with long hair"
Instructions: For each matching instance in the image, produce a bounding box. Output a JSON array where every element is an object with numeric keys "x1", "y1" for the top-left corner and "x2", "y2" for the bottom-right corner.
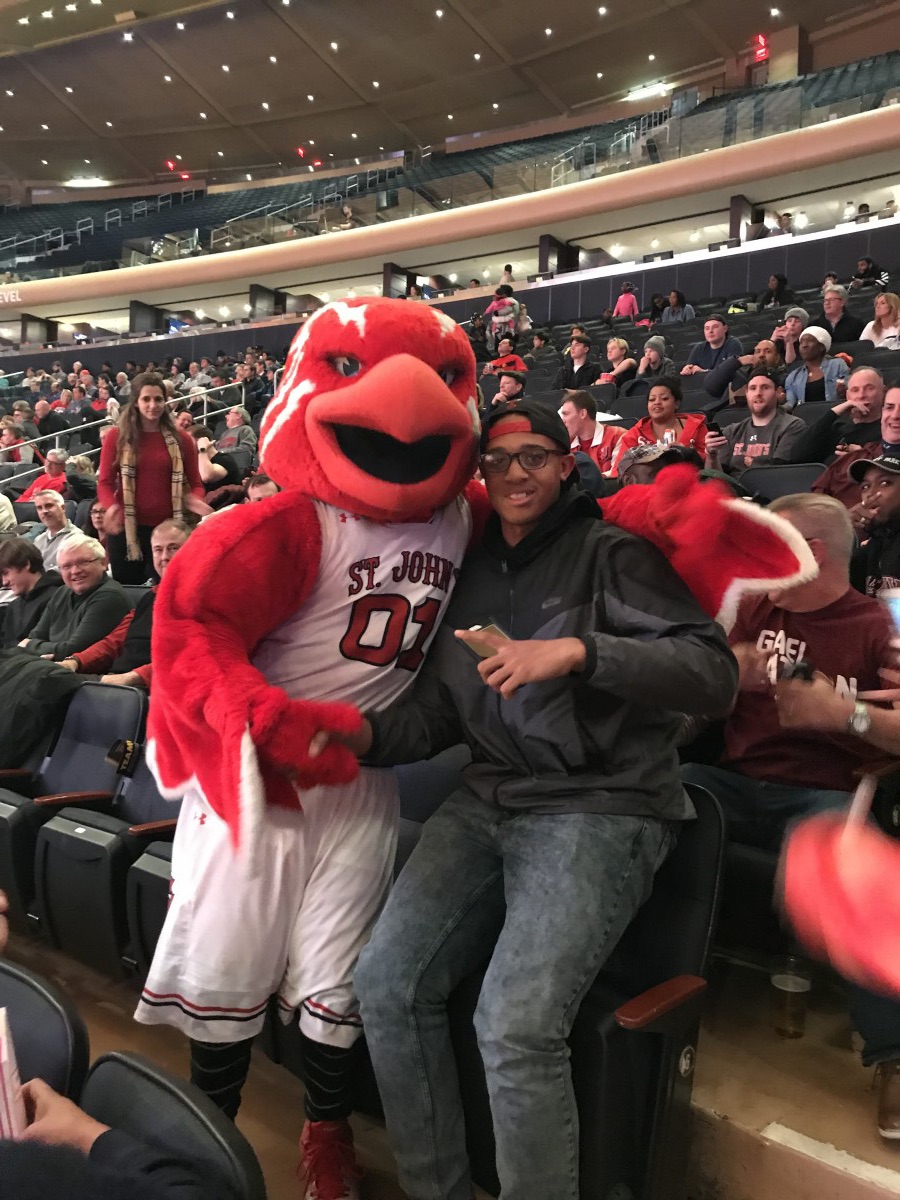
[
  {"x1": 759, "y1": 273, "x2": 795, "y2": 309},
  {"x1": 661, "y1": 289, "x2": 696, "y2": 324},
  {"x1": 98, "y1": 373, "x2": 209, "y2": 583},
  {"x1": 861, "y1": 292, "x2": 900, "y2": 350}
]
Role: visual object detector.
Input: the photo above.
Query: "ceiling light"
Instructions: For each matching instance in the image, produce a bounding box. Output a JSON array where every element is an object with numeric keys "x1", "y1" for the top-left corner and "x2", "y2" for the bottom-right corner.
[
  {"x1": 650, "y1": 238, "x2": 660, "y2": 248},
  {"x1": 221, "y1": 64, "x2": 229, "y2": 71},
  {"x1": 217, "y1": 150, "x2": 224, "y2": 157},
  {"x1": 66, "y1": 174, "x2": 111, "y2": 188},
  {"x1": 351, "y1": 132, "x2": 357, "y2": 138},
  {"x1": 163, "y1": 74, "x2": 172, "y2": 82},
  {"x1": 65, "y1": 1, "x2": 76, "y2": 7},
  {"x1": 354, "y1": 156, "x2": 359, "y2": 164},
  {"x1": 473, "y1": 53, "x2": 480, "y2": 60},
  {"x1": 105, "y1": 121, "x2": 113, "y2": 127},
  {"x1": 261, "y1": 101, "x2": 269, "y2": 109},
  {"x1": 308, "y1": 164, "x2": 313, "y2": 172},
  {"x1": 435, "y1": 7, "x2": 443, "y2": 15},
  {"x1": 244, "y1": 303, "x2": 252, "y2": 313},
  {"x1": 609, "y1": 243, "x2": 623, "y2": 256},
  {"x1": 41, "y1": 123, "x2": 49, "y2": 130},
  {"x1": 598, "y1": 5, "x2": 607, "y2": 12},
  {"x1": 84, "y1": 158, "x2": 90, "y2": 163},
  {"x1": 596, "y1": 71, "x2": 603, "y2": 78},
  {"x1": 226, "y1": 9, "x2": 234, "y2": 16},
  {"x1": 481, "y1": 268, "x2": 490, "y2": 278},
  {"x1": 492, "y1": 102, "x2": 499, "y2": 109},
  {"x1": 41, "y1": 159, "x2": 48, "y2": 165},
  {"x1": 175, "y1": 154, "x2": 182, "y2": 160},
  {"x1": 219, "y1": 307, "x2": 230, "y2": 317},
  {"x1": 17, "y1": 16, "x2": 28, "y2": 23},
  {"x1": 122, "y1": 31, "x2": 132, "y2": 41},
  {"x1": 269, "y1": 55, "x2": 277, "y2": 63},
  {"x1": 246, "y1": 173, "x2": 252, "y2": 180},
  {"x1": 199, "y1": 111, "x2": 207, "y2": 119},
  {"x1": 770, "y1": 7, "x2": 780, "y2": 15},
  {"x1": 330, "y1": 40, "x2": 338, "y2": 50},
  {"x1": 281, "y1": 0, "x2": 289, "y2": 5},
  {"x1": 648, "y1": 53, "x2": 655, "y2": 61},
  {"x1": 308, "y1": 139, "x2": 315, "y2": 145},
  {"x1": 378, "y1": 145, "x2": 383, "y2": 150},
  {"x1": 0, "y1": 127, "x2": 3, "y2": 133},
  {"x1": 372, "y1": 80, "x2": 379, "y2": 87},
  {"x1": 794, "y1": 211, "x2": 810, "y2": 229},
  {"x1": 623, "y1": 81, "x2": 673, "y2": 102},
  {"x1": 329, "y1": 152, "x2": 334, "y2": 157},
  {"x1": 545, "y1": 27, "x2": 552, "y2": 35},
  {"x1": 42, "y1": 9, "x2": 54, "y2": 18},
  {"x1": 195, "y1": 309, "x2": 205, "y2": 319},
  {"x1": 689, "y1": 231, "x2": 700, "y2": 242},
  {"x1": 65, "y1": 85, "x2": 73, "y2": 93},
  {"x1": 5, "y1": 91, "x2": 13, "y2": 97},
  {"x1": 176, "y1": 20, "x2": 184, "y2": 28},
  {"x1": 447, "y1": 113, "x2": 453, "y2": 120},
  {"x1": 307, "y1": 93, "x2": 314, "y2": 101}
]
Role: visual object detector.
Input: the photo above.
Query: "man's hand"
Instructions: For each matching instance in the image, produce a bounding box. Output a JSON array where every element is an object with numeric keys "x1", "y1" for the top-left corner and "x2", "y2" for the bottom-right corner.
[
  {"x1": 680, "y1": 364, "x2": 703, "y2": 376},
  {"x1": 775, "y1": 674, "x2": 853, "y2": 732},
  {"x1": 738, "y1": 353, "x2": 756, "y2": 366},
  {"x1": 848, "y1": 501, "x2": 875, "y2": 535},
  {"x1": 21, "y1": 1079, "x2": 110, "y2": 1153},
  {"x1": 58, "y1": 658, "x2": 79, "y2": 672},
  {"x1": 859, "y1": 666, "x2": 900, "y2": 705},
  {"x1": 731, "y1": 642, "x2": 771, "y2": 692},
  {"x1": 455, "y1": 630, "x2": 586, "y2": 699},
  {"x1": 103, "y1": 503, "x2": 124, "y2": 534},
  {"x1": 100, "y1": 671, "x2": 143, "y2": 687},
  {"x1": 705, "y1": 433, "x2": 729, "y2": 456},
  {"x1": 17, "y1": 639, "x2": 30, "y2": 648}
]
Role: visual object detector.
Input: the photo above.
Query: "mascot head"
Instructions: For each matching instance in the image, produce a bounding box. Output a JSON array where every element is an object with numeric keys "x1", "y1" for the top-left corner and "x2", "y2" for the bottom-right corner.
[{"x1": 259, "y1": 297, "x2": 479, "y2": 521}]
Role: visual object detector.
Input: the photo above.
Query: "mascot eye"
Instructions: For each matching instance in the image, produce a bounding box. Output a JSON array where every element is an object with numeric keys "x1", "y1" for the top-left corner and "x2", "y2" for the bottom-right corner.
[
  {"x1": 436, "y1": 365, "x2": 457, "y2": 386},
  {"x1": 331, "y1": 355, "x2": 362, "y2": 378}
]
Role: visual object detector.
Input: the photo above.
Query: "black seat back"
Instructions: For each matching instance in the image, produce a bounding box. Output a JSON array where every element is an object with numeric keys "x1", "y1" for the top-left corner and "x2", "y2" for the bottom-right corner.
[
  {"x1": 79, "y1": 1052, "x2": 267, "y2": 1200},
  {"x1": 39, "y1": 682, "x2": 147, "y2": 796},
  {"x1": 737, "y1": 462, "x2": 827, "y2": 502},
  {"x1": 0, "y1": 959, "x2": 89, "y2": 1098}
]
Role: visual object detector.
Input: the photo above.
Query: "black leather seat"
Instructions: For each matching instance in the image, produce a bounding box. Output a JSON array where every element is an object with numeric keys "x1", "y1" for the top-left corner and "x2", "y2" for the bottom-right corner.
[
  {"x1": 738, "y1": 462, "x2": 828, "y2": 501},
  {"x1": 126, "y1": 839, "x2": 174, "y2": 977},
  {"x1": 0, "y1": 681, "x2": 148, "y2": 934},
  {"x1": 78, "y1": 1051, "x2": 266, "y2": 1200},
  {"x1": 0, "y1": 958, "x2": 90, "y2": 1098},
  {"x1": 35, "y1": 742, "x2": 179, "y2": 976}
]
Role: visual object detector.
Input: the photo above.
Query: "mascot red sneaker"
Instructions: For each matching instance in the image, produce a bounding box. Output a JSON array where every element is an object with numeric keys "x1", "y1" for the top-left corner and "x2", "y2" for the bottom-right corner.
[
  {"x1": 136, "y1": 298, "x2": 814, "y2": 1200},
  {"x1": 136, "y1": 298, "x2": 486, "y2": 1200}
]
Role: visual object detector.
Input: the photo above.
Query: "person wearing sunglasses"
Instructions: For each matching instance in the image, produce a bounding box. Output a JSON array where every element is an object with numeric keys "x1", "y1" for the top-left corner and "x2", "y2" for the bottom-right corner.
[{"x1": 349, "y1": 400, "x2": 737, "y2": 1200}]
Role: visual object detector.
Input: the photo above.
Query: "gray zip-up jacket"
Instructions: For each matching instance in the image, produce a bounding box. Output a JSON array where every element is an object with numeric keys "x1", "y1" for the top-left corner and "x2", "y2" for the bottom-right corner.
[{"x1": 367, "y1": 489, "x2": 737, "y2": 821}]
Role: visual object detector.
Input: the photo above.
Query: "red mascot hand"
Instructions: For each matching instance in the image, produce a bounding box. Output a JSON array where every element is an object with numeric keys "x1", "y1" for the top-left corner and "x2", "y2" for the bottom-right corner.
[{"x1": 254, "y1": 696, "x2": 364, "y2": 790}]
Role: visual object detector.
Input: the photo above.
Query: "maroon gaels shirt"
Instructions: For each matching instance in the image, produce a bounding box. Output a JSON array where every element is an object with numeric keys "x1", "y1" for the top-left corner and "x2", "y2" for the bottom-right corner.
[{"x1": 723, "y1": 589, "x2": 893, "y2": 792}]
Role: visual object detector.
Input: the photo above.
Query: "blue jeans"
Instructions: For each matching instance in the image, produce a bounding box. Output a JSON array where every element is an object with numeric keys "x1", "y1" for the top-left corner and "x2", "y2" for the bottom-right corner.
[
  {"x1": 682, "y1": 763, "x2": 900, "y2": 1066},
  {"x1": 355, "y1": 788, "x2": 674, "y2": 1200}
]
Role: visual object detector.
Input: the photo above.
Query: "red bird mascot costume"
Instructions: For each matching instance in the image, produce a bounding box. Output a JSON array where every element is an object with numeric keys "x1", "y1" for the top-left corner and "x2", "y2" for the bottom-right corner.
[{"x1": 135, "y1": 297, "x2": 816, "y2": 1200}]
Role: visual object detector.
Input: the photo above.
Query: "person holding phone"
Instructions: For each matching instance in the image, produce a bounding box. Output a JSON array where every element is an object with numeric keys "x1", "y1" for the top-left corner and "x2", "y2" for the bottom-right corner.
[{"x1": 348, "y1": 400, "x2": 738, "y2": 1200}]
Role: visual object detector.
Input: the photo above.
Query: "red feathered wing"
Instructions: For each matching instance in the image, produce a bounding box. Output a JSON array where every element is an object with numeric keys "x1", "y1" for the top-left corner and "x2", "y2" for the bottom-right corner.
[
  {"x1": 147, "y1": 492, "x2": 361, "y2": 864},
  {"x1": 599, "y1": 465, "x2": 817, "y2": 630}
]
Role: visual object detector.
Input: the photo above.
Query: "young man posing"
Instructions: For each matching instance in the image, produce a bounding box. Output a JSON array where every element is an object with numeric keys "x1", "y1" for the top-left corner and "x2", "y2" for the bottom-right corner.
[{"x1": 349, "y1": 402, "x2": 738, "y2": 1200}]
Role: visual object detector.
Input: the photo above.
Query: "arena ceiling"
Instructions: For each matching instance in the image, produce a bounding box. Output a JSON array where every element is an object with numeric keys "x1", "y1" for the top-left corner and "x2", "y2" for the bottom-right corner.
[{"x1": 0, "y1": 0, "x2": 882, "y2": 187}]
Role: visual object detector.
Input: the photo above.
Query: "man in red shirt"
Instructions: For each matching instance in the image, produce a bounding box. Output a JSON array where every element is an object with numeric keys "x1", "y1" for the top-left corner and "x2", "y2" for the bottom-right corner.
[
  {"x1": 15, "y1": 449, "x2": 68, "y2": 505},
  {"x1": 682, "y1": 492, "x2": 900, "y2": 1137},
  {"x1": 559, "y1": 391, "x2": 625, "y2": 476},
  {"x1": 481, "y1": 335, "x2": 529, "y2": 378}
]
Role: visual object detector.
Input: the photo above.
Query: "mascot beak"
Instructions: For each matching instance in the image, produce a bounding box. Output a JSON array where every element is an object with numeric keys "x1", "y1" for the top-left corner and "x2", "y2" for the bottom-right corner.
[{"x1": 305, "y1": 353, "x2": 477, "y2": 518}]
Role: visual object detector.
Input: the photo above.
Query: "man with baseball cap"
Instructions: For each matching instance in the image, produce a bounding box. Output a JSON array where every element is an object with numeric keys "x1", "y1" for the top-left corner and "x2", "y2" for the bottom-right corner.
[
  {"x1": 849, "y1": 455, "x2": 900, "y2": 598},
  {"x1": 704, "y1": 369, "x2": 805, "y2": 474},
  {"x1": 353, "y1": 398, "x2": 737, "y2": 1200},
  {"x1": 784, "y1": 326, "x2": 850, "y2": 409}
]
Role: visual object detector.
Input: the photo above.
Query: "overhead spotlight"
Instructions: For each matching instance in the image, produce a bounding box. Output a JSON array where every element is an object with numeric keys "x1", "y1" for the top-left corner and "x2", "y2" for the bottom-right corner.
[
  {"x1": 219, "y1": 306, "x2": 230, "y2": 317},
  {"x1": 648, "y1": 53, "x2": 655, "y2": 61},
  {"x1": 0, "y1": 127, "x2": 4, "y2": 132},
  {"x1": 598, "y1": 5, "x2": 607, "y2": 12},
  {"x1": 544, "y1": 26, "x2": 552, "y2": 35},
  {"x1": 261, "y1": 101, "x2": 269, "y2": 109},
  {"x1": 794, "y1": 211, "x2": 810, "y2": 229},
  {"x1": 449, "y1": 273, "x2": 458, "y2": 283},
  {"x1": 246, "y1": 173, "x2": 252, "y2": 180},
  {"x1": 269, "y1": 55, "x2": 277, "y2": 62},
  {"x1": 473, "y1": 52, "x2": 480, "y2": 60},
  {"x1": 226, "y1": 9, "x2": 234, "y2": 16},
  {"x1": 199, "y1": 111, "x2": 207, "y2": 119},
  {"x1": 596, "y1": 71, "x2": 603, "y2": 78},
  {"x1": 689, "y1": 231, "x2": 700, "y2": 242},
  {"x1": 5, "y1": 90, "x2": 13, "y2": 97},
  {"x1": 84, "y1": 157, "x2": 90, "y2": 163},
  {"x1": 650, "y1": 238, "x2": 660, "y2": 248},
  {"x1": 481, "y1": 268, "x2": 490, "y2": 278},
  {"x1": 609, "y1": 242, "x2": 623, "y2": 256},
  {"x1": 221, "y1": 64, "x2": 230, "y2": 71},
  {"x1": 351, "y1": 132, "x2": 357, "y2": 138},
  {"x1": 105, "y1": 120, "x2": 113, "y2": 127},
  {"x1": 492, "y1": 102, "x2": 499, "y2": 109},
  {"x1": 378, "y1": 145, "x2": 384, "y2": 150},
  {"x1": 195, "y1": 309, "x2": 205, "y2": 319},
  {"x1": 122, "y1": 31, "x2": 132, "y2": 40},
  {"x1": 65, "y1": 86, "x2": 73, "y2": 93},
  {"x1": 307, "y1": 93, "x2": 314, "y2": 101},
  {"x1": 65, "y1": 2, "x2": 76, "y2": 8},
  {"x1": 42, "y1": 9, "x2": 54, "y2": 18},
  {"x1": 372, "y1": 80, "x2": 379, "y2": 87},
  {"x1": 41, "y1": 123, "x2": 49, "y2": 130},
  {"x1": 354, "y1": 156, "x2": 359, "y2": 164},
  {"x1": 244, "y1": 303, "x2": 252, "y2": 312},
  {"x1": 175, "y1": 154, "x2": 182, "y2": 160},
  {"x1": 330, "y1": 40, "x2": 338, "y2": 50},
  {"x1": 447, "y1": 113, "x2": 453, "y2": 120},
  {"x1": 435, "y1": 7, "x2": 443, "y2": 15},
  {"x1": 163, "y1": 74, "x2": 172, "y2": 82},
  {"x1": 17, "y1": 16, "x2": 28, "y2": 23},
  {"x1": 217, "y1": 150, "x2": 224, "y2": 157},
  {"x1": 623, "y1": 81, "x2": 673, "y2": 101},
  {"x1": 176, "y1": 20, "x2": 185, "y2": 28},
  {"x1": 770, "y1": 7, "x2": 780, "y2": 15},
  {"x1": 41, "y1": 159, "x2": 49, "y2": 165},
  {"x1": 308, "y1": 139, "x2": 315, "y2": 145}
]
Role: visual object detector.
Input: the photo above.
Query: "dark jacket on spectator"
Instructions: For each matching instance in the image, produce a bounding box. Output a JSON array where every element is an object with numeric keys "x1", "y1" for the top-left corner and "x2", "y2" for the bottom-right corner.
[
  {"x1": 686, "y1": 336, "x2": 744, "y2": 372},
  {"x1": 851, "y1": 520, "x2": 900, "y2": 599},
  {"x1": 811, "y1": 311, "x2": 866, "y2": 344},
  {"x1": 789, "y1": 407, "x2": 881, "y2": 465},
  {"x1": 25, "y1": 575, "x2": 131, "y2": 659},
  {"x1": 554, "y1": 360, "x2": 602, "y2": 390},
  {"x1": 1, "y1": 570, "x2": 63, "y2": 648}
]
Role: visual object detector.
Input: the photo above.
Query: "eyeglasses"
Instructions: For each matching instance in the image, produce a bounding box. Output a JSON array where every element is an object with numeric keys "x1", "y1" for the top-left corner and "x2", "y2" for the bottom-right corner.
[
  {"x1": 479, "y1": 446, "x2": 567, "y2": 474},
  {"x1": 59, "y1": 558, "x2": 99, "y2": 571}
]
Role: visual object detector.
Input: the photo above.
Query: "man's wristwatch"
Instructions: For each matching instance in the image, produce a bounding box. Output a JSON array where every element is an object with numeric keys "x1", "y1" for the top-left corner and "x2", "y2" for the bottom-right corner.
[{"x1": 847, "y1": 700, "x2": 872, "y2": 737}]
